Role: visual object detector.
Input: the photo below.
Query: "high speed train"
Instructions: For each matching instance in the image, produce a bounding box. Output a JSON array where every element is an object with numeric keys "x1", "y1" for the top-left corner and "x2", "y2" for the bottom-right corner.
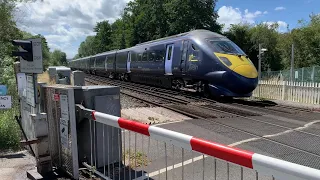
[{"x1": 69, "y1": 29, "x2": 258, "y2": 98}]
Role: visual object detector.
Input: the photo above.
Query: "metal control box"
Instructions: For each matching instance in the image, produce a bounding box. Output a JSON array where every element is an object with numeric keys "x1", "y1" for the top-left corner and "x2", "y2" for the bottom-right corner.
[
  {"x1": 44, "y1": 85, "x2": 121, "y2": 178},
  {"x1": 44, "y1": 85, "x2": 79, "y2": 178},
  {"x1": 74, "y1": 85, "x2": 121, "y2": 168}
]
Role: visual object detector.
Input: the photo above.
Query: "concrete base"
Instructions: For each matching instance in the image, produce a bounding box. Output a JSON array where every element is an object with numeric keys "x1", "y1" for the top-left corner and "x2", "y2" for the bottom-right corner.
[
  {"x1": 36, "y1": 156, "x2": 52, "y2": 175},
  {"x1": 27, "y1": 169, "x2": 43, "y2": 180},
  {"x1": 71, "y1": 71, "x2": 85, "y2": 86}
]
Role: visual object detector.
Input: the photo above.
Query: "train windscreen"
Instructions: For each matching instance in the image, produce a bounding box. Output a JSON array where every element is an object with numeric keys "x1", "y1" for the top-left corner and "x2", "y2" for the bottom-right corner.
[{"x1": 208, "y1": 38, "x2": 246, "y2": 55}]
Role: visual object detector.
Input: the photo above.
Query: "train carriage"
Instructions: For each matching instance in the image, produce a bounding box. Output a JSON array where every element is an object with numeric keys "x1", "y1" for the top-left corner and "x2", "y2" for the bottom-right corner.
[{"x1": 69, "y1": 29, "x2": 258, "y2": 97}]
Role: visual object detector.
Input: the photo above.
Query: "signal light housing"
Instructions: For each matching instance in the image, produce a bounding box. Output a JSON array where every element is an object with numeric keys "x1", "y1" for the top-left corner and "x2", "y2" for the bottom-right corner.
[{"x1": 11, "y1": 40, "x2": 33, "y2": 62}]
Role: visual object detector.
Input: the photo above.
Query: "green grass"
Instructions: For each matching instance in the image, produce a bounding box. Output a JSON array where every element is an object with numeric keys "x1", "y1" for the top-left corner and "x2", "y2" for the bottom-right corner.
[
  {"x1": 123, "y1": 150, "x2": 149, "y2": 168},
  {"x1": 0, "y1": 107, "x2": 21, "y2": 151}
]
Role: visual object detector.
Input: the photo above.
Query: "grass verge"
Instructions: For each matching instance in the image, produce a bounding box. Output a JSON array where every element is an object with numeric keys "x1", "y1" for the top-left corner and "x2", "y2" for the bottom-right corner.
[
  {"x1": 0, "y1": 107, "x2": 21, "y2": 151},
  {"x1": 123, "y1": 150, "x2": 149, "y2": 168}
]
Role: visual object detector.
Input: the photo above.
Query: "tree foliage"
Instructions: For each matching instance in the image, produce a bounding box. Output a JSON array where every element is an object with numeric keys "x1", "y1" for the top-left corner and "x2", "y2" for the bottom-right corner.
[
  {"x1": 77, "y1": 0, "x2": 222, "y2": 57},
  {"x1": 225, "y1": 23, "x2": 283, "y2": 71},
  {"x1": 0, "y1": 1, "x2": 67, "y2": 88},
  {"x1": 224, "y1": 15, "x2": 320, "y2": 71},
  {"x1": 76, "y1": 0, "x2": 320, "y2": 72},
  {"x1": 0, "y1": 0, "x2": 69, "y2": 150},
  {"x1": 51, "y1": 50, "x2": 67, "y2": 66},
  {"x1": 78, "y1": 36, "x2": 97, "y2": 57}
]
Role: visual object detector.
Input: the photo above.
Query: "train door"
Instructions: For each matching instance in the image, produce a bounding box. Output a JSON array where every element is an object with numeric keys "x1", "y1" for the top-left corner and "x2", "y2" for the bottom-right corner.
[
  {"x1": 127, "y1": 52, "x2": 131, "y2": 73},
  {"x1": 104, "y1": 56, "x2": 108, "y2": 72},
  {"x1": 180, "y1": 40, "x2": 189, "y2": 74},
  {"x1": 165, "y1": 44, "x2": 174, "y2": 75}
]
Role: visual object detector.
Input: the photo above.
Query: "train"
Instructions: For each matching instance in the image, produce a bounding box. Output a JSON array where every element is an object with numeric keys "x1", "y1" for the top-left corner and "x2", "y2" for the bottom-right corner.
[{"x1": 68, "y1": 29, "x2": 258, "y2": 98}]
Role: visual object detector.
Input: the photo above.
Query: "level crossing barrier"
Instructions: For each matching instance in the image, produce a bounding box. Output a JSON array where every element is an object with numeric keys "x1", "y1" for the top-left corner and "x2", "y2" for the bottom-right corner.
[{"x1": 76, "y1": 104, "x2": 320, "y2": 180}]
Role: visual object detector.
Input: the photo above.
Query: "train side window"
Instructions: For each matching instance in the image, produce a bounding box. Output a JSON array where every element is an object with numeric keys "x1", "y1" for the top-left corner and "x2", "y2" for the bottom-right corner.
[
  {"x1": 148, "y1": 51, "x2": 155, "y2": 61},
  {"x1": 101, "y1": 58, "x2": 104, "y2": 66},
  {"x1": 142, "y1": 52, "x2": 148, "y2": 61},
  {"x1": 155, "y1": 50, "x2": 165, "y2": 61},
  {"x1": 131, "y1": 54, "x2": 135, "y2": 62},
  {"x1": 191, "y1": 44, "x2": 200, "y2": 59},
  {"x1": 137, "y1": 54, "x2": 142, "y2": 62}
]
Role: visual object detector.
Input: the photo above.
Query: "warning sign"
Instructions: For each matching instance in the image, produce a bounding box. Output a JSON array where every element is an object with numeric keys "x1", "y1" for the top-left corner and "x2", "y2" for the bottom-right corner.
[
  {"x1": 59, "y1": 94, "x2": 69, "y2": 149},
  {"x1": 60, "y1": 95, "x2": 69, "y2": 120},
  {"x1": 60, "y1": 119, "x2": 69, "y2": 148},
  {"x1": 53, "y1": 94, "x2": 60, "y2": 101},
  {"x1": 26, "y1": 75, "x2": 35, "y2": 107},
  {"x1": 0, "y1": 96, "x2": 11, "y2": 109}
]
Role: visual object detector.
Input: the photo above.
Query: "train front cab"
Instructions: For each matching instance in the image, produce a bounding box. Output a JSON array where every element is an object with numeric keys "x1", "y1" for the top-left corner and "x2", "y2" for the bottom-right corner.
[{"x1": 204, "y1": 37, "x2": 258, "y2": 97}]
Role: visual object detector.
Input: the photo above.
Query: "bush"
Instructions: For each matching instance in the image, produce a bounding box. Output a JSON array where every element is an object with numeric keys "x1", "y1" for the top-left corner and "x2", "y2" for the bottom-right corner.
[{"x1": 0, "y1": 107, "x2": 21, "y2": 151}]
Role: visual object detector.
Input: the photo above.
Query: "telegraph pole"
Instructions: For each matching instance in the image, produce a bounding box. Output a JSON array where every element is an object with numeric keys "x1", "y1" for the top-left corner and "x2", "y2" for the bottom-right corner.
[
  {"x1": 258, "y1": 44, "x2": 262, "y2": 80},
  {"x1": 290, "y1": 44, "x2": 294, "y2": 82},
  {"x1": 258, "y1": 44, "x2": 267, "y2": 97},
  {"x1": 258, "y1": 44, "x2": 267, "y2": 80}
]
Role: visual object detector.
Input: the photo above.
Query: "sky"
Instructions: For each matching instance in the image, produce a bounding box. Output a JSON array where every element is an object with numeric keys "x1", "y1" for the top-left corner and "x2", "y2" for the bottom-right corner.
[{"x1": 14, "y1": 0, "x2": 320, "y2": 59}]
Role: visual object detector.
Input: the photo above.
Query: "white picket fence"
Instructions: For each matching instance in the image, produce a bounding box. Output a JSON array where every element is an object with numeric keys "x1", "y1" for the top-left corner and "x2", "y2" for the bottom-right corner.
[{"x1": 252, "y1": 80, "x2": 320, "y2": 104}]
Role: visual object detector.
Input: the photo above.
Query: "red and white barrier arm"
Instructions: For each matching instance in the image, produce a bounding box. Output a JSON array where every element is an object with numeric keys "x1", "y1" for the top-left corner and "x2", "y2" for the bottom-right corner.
[{"x1": 92, "y1": 111, "x2": 320, "y2": 180}]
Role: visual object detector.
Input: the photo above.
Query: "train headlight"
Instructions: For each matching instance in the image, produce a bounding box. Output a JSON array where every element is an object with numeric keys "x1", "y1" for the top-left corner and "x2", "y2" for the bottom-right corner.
[{"x1": 219, "y1": 57, "x2": 232, "y2": 66}]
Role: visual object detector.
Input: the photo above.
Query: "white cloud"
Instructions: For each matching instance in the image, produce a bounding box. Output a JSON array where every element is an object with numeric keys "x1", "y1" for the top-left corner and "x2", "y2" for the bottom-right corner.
[
  {"x1": 263, "y1": 21, "x2": 288, "y2": 32},
  {"x1": 274, "y1": 6, "x2": 286, "y2": 11},
  {"x1": 14, "y1": 0, "x2": 131, "y2": 58},
  {"x1": 217, "y1": 6, "x2": 267, "y2": 31}
]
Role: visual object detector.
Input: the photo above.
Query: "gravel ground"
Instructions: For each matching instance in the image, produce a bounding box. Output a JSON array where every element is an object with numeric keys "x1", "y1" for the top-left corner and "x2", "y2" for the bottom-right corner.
[
  {"x1": 121, "y1": 89, "x2": 171, "y2": 105},
  {"x1": 0, "y1": 150, "x2": 36, "y2": 180},
  {"x1": 120, "y1": 93, "x2": 153, "y2": 109},
  {"x1": 86, "y1": 81, "x2": 158, "y2": 109},
  {"x1": 121, "y1": 107, "x2": 191, "y2": 124}
]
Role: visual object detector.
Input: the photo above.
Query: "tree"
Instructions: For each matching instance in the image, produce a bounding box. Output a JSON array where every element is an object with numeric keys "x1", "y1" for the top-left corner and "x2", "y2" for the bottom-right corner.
[
  {"x1": 165, "y1": 0, "x2": 222, "y2": 35},
  {"x1": 73, "y1": 54, "x2": 80, "y2": 60},
  {"x1": 291, "y1": 14, "x2": 320, "y2": 67},
  {"x1": 0, "y1": 1, "x2": 21, "y2": 58},
  {"x1": 110, "y1": 19, "x2": 126, "y2": 50},
  {"x1": 76, "y1": 0, "x2": 320, "y2": 73},
  {"x1": 224, "y1": 23, "x2": 283, "y2": 71},
  {"x1": 224, "y1": 24, "x2": 257, "y2": 66},
  {"x1": 51, "y1": 50, "x2": 67, "y2": 66},
  {"x1": 0, "y1": 1, "x2": 21, "y2": 91},
  {"x1": 78, "y1": 36, "x2": 96, "y2": 57},
  {"x1": 94, "y1": 20, "x2": 113, "y2": 53}
]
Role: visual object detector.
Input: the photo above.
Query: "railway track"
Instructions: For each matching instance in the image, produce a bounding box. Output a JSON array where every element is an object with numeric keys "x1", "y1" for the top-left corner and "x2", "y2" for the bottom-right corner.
[
  {"x1": 85, "y1": 74, "x2": 312, "y2": 114},
  {"x1": 85, "y1": 74, "x2": 320, "y2": 168}
]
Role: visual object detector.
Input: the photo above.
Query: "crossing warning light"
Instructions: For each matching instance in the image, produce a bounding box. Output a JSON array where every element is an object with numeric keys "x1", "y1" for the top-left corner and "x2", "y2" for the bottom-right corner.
[{"x1": 12, "y1": 40, "x2": 33, "y2": 62}]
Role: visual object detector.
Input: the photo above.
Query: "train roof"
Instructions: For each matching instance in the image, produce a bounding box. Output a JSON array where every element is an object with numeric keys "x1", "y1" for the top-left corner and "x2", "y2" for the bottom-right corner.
[
  {"x1": 94, "y1": 49, "x2": 118, "y2": 57},
  {"x1": 135, "y1": 29, "x2": 225, "y2": 46},
  {"x1": 48, "y1": 66, "x2": 70, "y2": 70},
  {"x1": 70, "y1": 29, "x2": 226, "y2": 62},
  {"x1": 70, "y1": 56, "x2": 90, "y2": 62}
]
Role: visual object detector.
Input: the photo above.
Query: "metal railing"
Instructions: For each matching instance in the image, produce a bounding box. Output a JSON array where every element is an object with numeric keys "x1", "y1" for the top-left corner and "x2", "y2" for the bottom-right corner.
[
  {"x1": 261, "y1": 66, "x2": 320, "y2": 83},
  {"x1": 252, "y1": 80, "x2": 320, "y2": 104},
  {"x1": 77, "y1": 104, "x2": 320, "y2": 180}
]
